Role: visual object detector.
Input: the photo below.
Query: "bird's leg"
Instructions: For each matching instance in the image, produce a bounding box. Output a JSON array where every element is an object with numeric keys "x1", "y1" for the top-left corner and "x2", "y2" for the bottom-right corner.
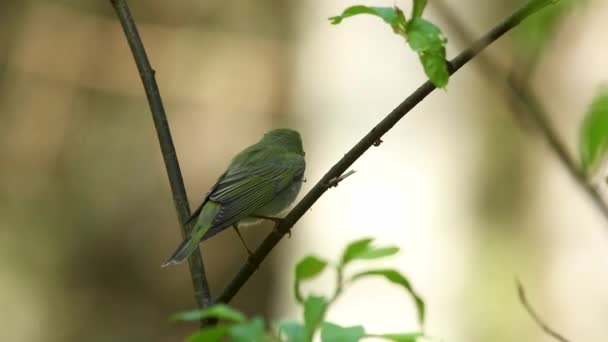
[
  {"x1": 232, "y1": 224, "x2": 253, "y2": 256},
  {"x1": 251, "y1": 215, "x2": 291, "y2": 238}
]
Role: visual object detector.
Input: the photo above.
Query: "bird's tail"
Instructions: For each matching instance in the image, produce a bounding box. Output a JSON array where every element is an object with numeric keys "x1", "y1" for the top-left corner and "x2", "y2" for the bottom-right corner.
[
  {"x1": 161, "y1": 202, "x2": 220, "y2": 267},
  {"x1": 161, "y1": 234, "x2": 201, "y2": 267}
]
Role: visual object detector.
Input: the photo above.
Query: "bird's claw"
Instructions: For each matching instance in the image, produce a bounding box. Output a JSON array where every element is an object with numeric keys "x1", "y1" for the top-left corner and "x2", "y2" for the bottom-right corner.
[{"x1": 273, "y1": 225, "x2": 292, "y2": 238}]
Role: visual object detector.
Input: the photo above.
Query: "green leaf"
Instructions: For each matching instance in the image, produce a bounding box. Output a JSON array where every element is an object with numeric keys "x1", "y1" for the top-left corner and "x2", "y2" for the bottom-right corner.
[
  {"x1": 406, "y1": 18, "x2": 445, "y2": 52},
  {"x1": 580, "y1": 87, "x2": 608, "y2": 175},
  {"x1": 368, "y1": 332, "x2": 424, "y2": 342},
  {"x1": 329, "y1": 6, "x2": 404, "y2": 27},
  {"x1": 350, "y1": 269, "x2": 425, "y2": 327},
  {"x1": 341, "y1": 238, "x2": 373, "y2": 264},
  {"x1": 406, "y1": 17, "x2": 449, "y2": 87},
  {"x1": 171, "y1": 304, "x2": 246, "y2": 323},
  {"x1": 304, "y1": 295, "x2": 329, "y2": 340},
  {"x1": 340, "y1": 238, "x2": 400, "y2": 266},
  {"x1": 418, "y1": 48, "x2": 448, "y2": 88},
  {"x1": 296, "y1": 256, "x2": 328, "y2": 281},
  {"x1": 187, "y1": 325, "x2": 232, "y2": 342},
  {"x1": 229, "y1": 318, "x2": 265, "y2": 342},
  {"x1": 356, "y1": 246, "x2": 400, "y2": 260},
  {"x1": 277, "y1": 321, "x2": 306, "y2": 342},
  {"x1": 412, "y1": 0, "x2": 428, "y2": 18},
  {"x1": 294, "y1": 255, "x2": 328, "y2": 303},
  {"x1": 320, "y1": 322, "x2": 365, "y2": 342}
]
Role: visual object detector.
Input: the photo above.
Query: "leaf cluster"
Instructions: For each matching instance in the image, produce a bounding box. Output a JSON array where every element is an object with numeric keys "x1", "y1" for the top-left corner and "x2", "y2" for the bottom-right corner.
[
  {"x1": 174, "y1": 238, "x2": 427, "y2": 342},
  {"x1": 328, "y1": 1, "x2": 449, "y2": 88}
]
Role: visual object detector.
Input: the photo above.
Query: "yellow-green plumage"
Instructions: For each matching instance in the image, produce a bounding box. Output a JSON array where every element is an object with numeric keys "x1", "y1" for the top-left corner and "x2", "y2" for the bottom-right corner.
[{"x1": 162, "y1": 129, "x2": 306, "y2": 267}]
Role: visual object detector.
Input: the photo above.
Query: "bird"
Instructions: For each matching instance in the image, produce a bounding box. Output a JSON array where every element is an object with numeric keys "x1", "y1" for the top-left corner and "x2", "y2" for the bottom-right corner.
[{"x1": 162, "y1": 128, "x2": 306, "y2": 267}]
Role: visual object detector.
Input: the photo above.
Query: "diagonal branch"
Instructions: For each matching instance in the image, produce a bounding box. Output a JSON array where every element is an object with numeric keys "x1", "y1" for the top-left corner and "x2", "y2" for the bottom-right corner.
[
  {"x1": 432, "y1": 0, "x2": 608, "y2": 223},
  {"x1": 216, "y1": 0, "x2": 555, "y2": 304},
  {"x1": 517, "y1": 280, "x2": 571, "y2": 342},
  {"x1": 508, "y1": 79, "x2": 608, "y2": 221},
  {"x1": 109, "y1": 0, "x2": 212, "y2": 316}
]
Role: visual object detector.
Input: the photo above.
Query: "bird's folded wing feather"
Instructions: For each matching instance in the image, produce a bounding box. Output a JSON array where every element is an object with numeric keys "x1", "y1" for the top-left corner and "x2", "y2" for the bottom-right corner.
[{"x1": 201, "y1": 153, "x2": 305, "y2": 238}]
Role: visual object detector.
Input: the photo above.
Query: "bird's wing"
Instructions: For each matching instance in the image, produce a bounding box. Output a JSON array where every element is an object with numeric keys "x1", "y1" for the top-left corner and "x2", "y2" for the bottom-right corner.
[
  {"x1": 185, "y1": 171, "x2": 226, "y2": 226},
  {"x1": 185, "y1": 145, "x2": 267, "y2": 225},
  {"x1": 203, "y1": 153, "x2": 305, "y2": 237}
]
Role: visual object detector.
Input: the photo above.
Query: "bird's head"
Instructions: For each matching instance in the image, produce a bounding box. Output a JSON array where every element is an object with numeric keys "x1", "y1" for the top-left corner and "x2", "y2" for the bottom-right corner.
[{"x1": 262, "y1": 128, "x2": 305, "y2": 156}]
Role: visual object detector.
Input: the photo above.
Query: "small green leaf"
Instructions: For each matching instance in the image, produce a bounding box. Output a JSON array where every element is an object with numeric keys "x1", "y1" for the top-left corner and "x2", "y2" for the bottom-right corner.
[
  {"x1": 412, "y1": 0, "x2": 428, "y2": 18},
  {"x1": 296, "y1": 256, "x2": 328, "y2": 281},
  {"x1": 304, "y1": 295, "x2": 329, "y2": 340},
  {"x1": 187, "y1": 325, "x2": 232, "y2": 342},
  {"x1": 171, "y1": 304, "x2": 246, "y2": 323},
  {"x1": 356, "y1": 246, "x2": 400, "y2": 260},
  {"x1": 406, "y1": 17, "x2": 449, "y2": 87},
  {"x1": 418, "y1": 48, "x2": 448, "y2": 87},
  {"x1": 350, "y1": 269, "x2": 425, "y2": 327},
  {"x1": 368, "y1": 332, "x2": 424, "y2": 342},
  {"x1": 341, "y1": 238, "x2": 400, "y2": 266},
  {"x1": 294, "y1": 255, "x2": 328, "y2": 303},
  {"x1": 229, "y1": 318, "x2": 265, "y2": 342},
  {"x1": 580, "y1": 87, "x2": 608, "y2": 175},
  {"x1": 406, "y1": 18, "x2": 444, "y2": 52},
  {"x1": 320, "y1": 322, "x2": 366, "y2": 342},
  {"x1": 329, "y1": 6, "x2": 404, "y2": 26},
  {"x1": 277, "y1": 321, "x2": 306, "y2": 342},
  {"x1": 341, "y1": 238, "x2": 374, "y2": 265}
]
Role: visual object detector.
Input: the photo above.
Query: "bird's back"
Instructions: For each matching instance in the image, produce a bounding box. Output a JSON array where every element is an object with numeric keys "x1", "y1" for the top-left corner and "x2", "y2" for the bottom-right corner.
[{"x1": 199, "y1": 143, "x2": 305, "y2": 240}]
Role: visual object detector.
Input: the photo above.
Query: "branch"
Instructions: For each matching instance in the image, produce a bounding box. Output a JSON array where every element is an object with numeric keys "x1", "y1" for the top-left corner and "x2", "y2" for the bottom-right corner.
[
  {"x1": 216, "y1": 1, "x2": 552, "y2": 304},
  {"x1": 109, "y1": 0, "x2": 212, "y2": 315},
  {"x1": 432, "y1": 0, "x2": 608, "y2": 224},
  {"x1": 509, "y1": 80, "x2": 608, "y2": 221},
  {"x1": 517, "y1": 280, "x2": 570, "y2": 342}
]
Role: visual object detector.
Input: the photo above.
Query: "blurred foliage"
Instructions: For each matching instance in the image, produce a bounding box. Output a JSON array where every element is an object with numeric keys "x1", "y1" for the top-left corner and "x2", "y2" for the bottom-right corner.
[
  {"x1": 515, "y1": 0, "x2": 585, "y2": 63},
  {"x1": 176, "y1": 238, "x2": 425, "y2": 342},
  {"x1": 580, "y1": 87, "x2": 608, "y2": 176}
]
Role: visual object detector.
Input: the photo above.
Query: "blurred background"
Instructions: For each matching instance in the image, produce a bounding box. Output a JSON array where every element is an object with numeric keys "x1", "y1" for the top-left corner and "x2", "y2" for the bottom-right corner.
[{"x1": 1, "y1": 0, "x2": 607, "y2": 341}]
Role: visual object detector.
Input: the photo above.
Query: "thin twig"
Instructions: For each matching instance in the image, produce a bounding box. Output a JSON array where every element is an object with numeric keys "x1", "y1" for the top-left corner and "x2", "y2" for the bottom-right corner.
[
  {"x1": 216, "y1": 1, "x2": 554, "y2": 304},
  {"x1": 326, "y1": 170, "x2": 356, "y2": 188},
  {"x1": 109, "y1": 0, "x2": 212, "y2": 317},
  {"x1": 508, "y1": 79, "x2": 608, "y2": 221},
  {"x1": 516, "y1": 280, "x2": 571, "y2": 342},
  {"x1": 432, "y1": 0, "x2": 608, "y2": 223}
]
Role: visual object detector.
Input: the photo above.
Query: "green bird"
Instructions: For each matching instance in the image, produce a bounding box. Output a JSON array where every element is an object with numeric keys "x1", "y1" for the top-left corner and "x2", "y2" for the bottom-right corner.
[{"x1": 162, "y1": 128, "x2": 306, "y2": 267}]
